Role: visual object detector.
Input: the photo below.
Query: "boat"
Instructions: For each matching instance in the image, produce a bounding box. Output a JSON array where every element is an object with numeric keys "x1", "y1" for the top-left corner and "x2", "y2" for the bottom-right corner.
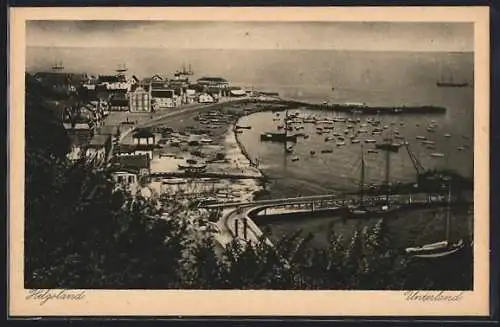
[
  {"x1": 336, "y1": 141, "x2": 346, "y2": 147},
  {"x1": 365, "y1": 139, "x2": 377, "y2": 144},
  {"x1": 416, "y1": 136, "x2": 427, "y2": 140},
  {"x1": 291, "y1": 156, "x2": 299, "y2": 162},
  {"x1": 426, "y1": 127, "x2": 436, "y2": 133},
  {"x1": 236, "y1": 125, "x2": 252, "y2": 130},
  {"x1": 351, "y1": 139, "x2": 360, "y2": 144},
  {"x1": 431, "y1": 152, "x2": 445, "y2": 158},
  {"x1": 367, "y1": 149, "x2": 378, "y2": 154},
  {"x1": 376, "y1": 142, "x2": 401, "y2": 152},
  {"x1": 200, "y1": 138, "x2": 213, "y2": 144},
  {"x1": 436, "y1": 64, "x2": 470, "y2": 88},
  {"x1": 405, "y1": 184, "x2": 465, "y2": 258},
  {"x1": 457, "y1": 146, "x2": 465, "y2": 151},
  {"x1": 394, "y1": 135, "x2": 405, "y2": 140},
  {"x1": 325, "y1": 136, "x2": 334, "y2": 142},
  {"x1": 321, "y1": 149, "x2": 333, "y2": 154},
  {"x1": 310, "y1": 150, "x2": 316, "y2": 155},
  {"x1": 421, "y1": 140, "x2": 435, "y2": 145},
  {"x1": 260, "y1": 132, "x2": 297, "y2": 142},
  {"x1": 444, "y1": 133, "x2": 451, "y2": 138},
  {"x1": 348, "y1": 144, "x2": 400, "y2": 217},
  {"x1": 286, "y1": 144, "x2": 294, "y2": 154}
]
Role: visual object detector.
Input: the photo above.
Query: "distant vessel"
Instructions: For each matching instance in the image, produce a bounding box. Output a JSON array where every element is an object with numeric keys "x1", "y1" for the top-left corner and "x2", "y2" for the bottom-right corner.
[
  {"x1": 51, "y1": 59, "x2": 64, "y2": 71},
  {"x1": 436, "y1": 65, "x2": 469, "y2": 88}
]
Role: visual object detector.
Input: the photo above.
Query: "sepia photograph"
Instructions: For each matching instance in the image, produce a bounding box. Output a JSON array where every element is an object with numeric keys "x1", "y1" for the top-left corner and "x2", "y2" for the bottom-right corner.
[{"x1": 9, "y1": 6, "x2": 490, "y2": 317}]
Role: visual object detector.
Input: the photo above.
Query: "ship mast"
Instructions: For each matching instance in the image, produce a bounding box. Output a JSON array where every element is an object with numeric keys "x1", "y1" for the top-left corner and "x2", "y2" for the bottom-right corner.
[{"x1": 445, "y1": 181, "x2": 452, "y2": 242}]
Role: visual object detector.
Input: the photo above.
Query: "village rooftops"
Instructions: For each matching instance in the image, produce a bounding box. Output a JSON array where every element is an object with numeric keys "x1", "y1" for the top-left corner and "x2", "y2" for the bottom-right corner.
[
  {"x1": 97, "y1": 125, "x2": 120, "y2": 136},
  {"x1": 110, "y1": 154, "x2": 150, "y2": 172},
  {"x1": 151, "y1": 81, "x2": 171, "y2": 89},
  {"x1": 133, "y1": 128, "x2": 155, "y2": 139},
  {"x1": 67, "y1": 129, "x2": 94, "y2": 147},
  {"x1": 98, "y1": 75, "x2": 121, "y2": 83},
  {"x1": 88, "y1": 134, "x2": 111, "y2": 148},
  {"x1": 109, "y1": 93, "x2": 129, "y2": 105},
  {"x1": 197, "y1": 77, "x2": 228, "y2": 83}
]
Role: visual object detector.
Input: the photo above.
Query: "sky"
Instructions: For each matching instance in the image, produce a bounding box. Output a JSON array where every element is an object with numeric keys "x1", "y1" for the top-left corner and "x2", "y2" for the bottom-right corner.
[{"x1": 26, "y1": 21, "x2": 474, "y2": 52}]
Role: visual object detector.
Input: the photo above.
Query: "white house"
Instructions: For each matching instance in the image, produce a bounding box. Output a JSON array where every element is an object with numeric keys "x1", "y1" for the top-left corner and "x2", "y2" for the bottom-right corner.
[
  {"x1": 132, "y1": 129, "x2": 156, "y2": 145},
  {"x1": 198, "y1": 93, "x2": 215, "y2": 104}
]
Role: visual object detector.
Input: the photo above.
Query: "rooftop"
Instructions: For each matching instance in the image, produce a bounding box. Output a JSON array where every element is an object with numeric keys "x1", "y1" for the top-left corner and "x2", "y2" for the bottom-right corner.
[
  {"x1": 110, "y1": 154, "x2": 150, "y2": 171},
  {"x1": 97, "y1": 125, "x2": 120, "y2": 136},
  {"x1": 133, "y1": 128, "x2": 155, "y2": 139},
  {"x1": 197, "y1": 77, "x2": 228, "y2": 83}
]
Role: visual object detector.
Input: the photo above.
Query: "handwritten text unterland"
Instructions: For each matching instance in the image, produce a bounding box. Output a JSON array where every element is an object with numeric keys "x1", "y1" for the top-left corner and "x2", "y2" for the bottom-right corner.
[
  {"x1": 26, "y1": 289, "x2": 86, "y2": 306},
  {"x1": 404, "y1": 291, "x2": 465, "y2": 302}
]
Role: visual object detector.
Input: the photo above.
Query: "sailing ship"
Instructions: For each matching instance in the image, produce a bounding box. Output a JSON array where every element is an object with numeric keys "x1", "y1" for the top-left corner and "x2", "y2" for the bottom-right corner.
[
  {"x1": 436, "y1": 65, "x2": 469, "y2": 88},
  {"x1": 51, "y1": 59, "x2": 64, "y2": 71},
  {"x1": 405, "y1": 184, "x2": 465, "y2": 258},
  {"x1": 116, "y1": 63, "x2": 128, "y2": 73},
  {"x1": 348, "y1": 144, "x2": 400, "y2": 217}
]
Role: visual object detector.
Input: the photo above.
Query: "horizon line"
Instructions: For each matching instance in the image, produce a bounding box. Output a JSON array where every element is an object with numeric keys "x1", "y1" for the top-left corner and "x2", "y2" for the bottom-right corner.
[{"x1": 26, "y1": 45, "x2": 474, "y2": 54}]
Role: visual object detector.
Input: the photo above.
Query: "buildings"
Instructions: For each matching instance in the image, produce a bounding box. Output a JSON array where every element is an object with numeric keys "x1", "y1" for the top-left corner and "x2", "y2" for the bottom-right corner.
[
  {"x1": 129, "y1": 86, "x2": 152, "y2": 112},
  {"x1": 197, "y1": 77, "x2": 229, "y2": 89},
  {"x1": 97, "y1": 74, "x2": 134, "y2": 93},
  {"x1": 151, "y1": 81, "x2": 176, "y2": 109},
  {"x1": 132, "y1": 129, "x2": 156, "y2": 145},
  {"x1": 86, "y1": 134, "x2": 112, "y2": 164},
  {"x1": 198, "y1": 93, "x2": 215, "y2": 104},
  {"x1": 108, "y1": 93, "x2": 129, "y2": 111},
  {"x1": 109, "y1": 154, "x2": 151, "y2": 192}
]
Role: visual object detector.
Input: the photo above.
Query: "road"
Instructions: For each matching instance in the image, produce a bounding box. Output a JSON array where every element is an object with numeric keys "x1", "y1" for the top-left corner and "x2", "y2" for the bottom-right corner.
[{"x1": 118, "y1": 97, "x2": 248, "y2": 144}]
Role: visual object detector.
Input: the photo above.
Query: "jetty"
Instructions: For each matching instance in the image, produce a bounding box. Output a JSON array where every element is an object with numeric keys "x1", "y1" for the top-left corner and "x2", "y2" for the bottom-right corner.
[{"x1": 258, "y1": 98, "x2": 447, "y2": 115}]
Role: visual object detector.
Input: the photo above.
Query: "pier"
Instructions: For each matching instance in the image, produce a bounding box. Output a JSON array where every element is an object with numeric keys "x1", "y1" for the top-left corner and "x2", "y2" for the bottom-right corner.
[{"x1": 208, "y1": 191, "x2": 472, "y2": 249}]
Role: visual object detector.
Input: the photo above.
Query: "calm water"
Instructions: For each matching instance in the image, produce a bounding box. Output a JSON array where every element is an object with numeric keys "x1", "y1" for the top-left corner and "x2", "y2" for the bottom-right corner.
[{"x1": 237, "y1": 106, "x2": 474, "y2": 199}]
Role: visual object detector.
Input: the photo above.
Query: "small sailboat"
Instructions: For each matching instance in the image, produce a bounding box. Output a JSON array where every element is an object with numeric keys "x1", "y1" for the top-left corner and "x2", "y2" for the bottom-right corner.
[
  {"x1": 405, "y1": 185, "x2": 465, "y2": 258},
  {"x1": 436, "y1": 64, "x2": 470, "y2": 88}
]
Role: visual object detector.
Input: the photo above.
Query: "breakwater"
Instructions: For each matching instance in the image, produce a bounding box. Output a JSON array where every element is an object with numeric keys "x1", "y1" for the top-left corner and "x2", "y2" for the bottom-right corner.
[{"x1": 255, "y1": 98, "x2": 447, "y2": 115}]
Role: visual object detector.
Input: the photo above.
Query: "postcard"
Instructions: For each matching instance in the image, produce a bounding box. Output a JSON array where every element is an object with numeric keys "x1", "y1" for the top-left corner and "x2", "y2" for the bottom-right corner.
[{"x1": 8, "y1": 6, "x2": 490, "y2": 317}]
